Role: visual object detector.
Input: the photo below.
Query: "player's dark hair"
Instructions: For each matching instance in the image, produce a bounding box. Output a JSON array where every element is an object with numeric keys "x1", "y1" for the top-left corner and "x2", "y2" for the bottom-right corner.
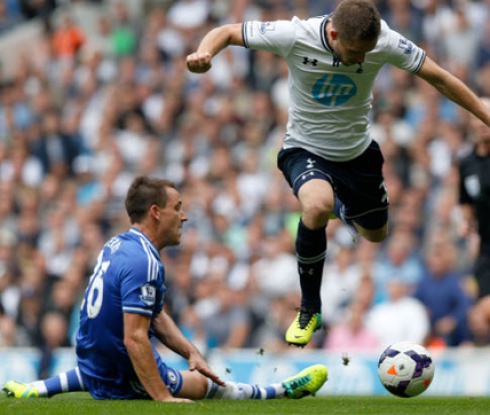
[
  {"x1": 125, "y1": 176, "x2": 176, "y2": 224},
  {"x1": 332, "y1": 0, "x2": 381, "y2": 42}
]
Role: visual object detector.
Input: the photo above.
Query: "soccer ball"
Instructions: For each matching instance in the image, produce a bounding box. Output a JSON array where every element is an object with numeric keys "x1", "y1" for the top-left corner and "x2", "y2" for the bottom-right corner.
[{"x1": 378, "y1": 341, "x2": 435, "y2": 398}]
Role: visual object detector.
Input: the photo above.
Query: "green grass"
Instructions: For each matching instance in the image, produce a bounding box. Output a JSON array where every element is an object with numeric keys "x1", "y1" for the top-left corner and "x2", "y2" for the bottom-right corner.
[{"x1": 2, "y1": 392, "x2": 490, "y2": 415}]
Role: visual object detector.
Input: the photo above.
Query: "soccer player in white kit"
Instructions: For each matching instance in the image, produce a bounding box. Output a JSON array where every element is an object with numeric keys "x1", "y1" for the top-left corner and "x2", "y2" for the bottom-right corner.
[{"x1": 187, "y1": 0, "x2": 490, "y2": 347}]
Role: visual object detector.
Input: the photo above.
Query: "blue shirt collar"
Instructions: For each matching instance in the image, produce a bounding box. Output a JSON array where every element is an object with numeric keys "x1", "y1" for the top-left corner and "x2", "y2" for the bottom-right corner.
[{"x1": 129, "y1": 227, "x2": 161, "y2": 257}]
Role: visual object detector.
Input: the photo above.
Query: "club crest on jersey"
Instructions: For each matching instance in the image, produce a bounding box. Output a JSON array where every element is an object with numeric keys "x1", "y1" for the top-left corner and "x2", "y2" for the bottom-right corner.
[
  {"x1": 140, "y1": 284, "x2": 156, "y2": 306},
  {"x1": 306, "y1": 158, "x2": 316, "y2": 169},
  {"x1": 398, "y1": 38, "x2": 413, "y2": 54},
  {"x1": 312, "y1": 74, "x2": 357, "y2": 107},
  {"x1": 259, "y1": 21, "x2": 276, "y2": 34}
]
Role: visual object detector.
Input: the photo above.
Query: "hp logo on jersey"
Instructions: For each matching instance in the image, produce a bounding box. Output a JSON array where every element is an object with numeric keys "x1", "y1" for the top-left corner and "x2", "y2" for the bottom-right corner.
[{"x1": 312, "y1": 74, "x2": 357, "y2": 107}]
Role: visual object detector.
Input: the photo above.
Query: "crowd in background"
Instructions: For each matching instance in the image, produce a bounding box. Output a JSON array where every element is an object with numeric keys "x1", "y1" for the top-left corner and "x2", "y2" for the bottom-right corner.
[{"x1": 0, "y1": 0, "x2": 490, "y2": 377}]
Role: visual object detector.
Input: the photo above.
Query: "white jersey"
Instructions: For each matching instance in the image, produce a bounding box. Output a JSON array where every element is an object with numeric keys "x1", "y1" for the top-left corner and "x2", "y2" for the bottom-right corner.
[{"x1": 243, "y1": 16, "x2": 426, "y2": 161}]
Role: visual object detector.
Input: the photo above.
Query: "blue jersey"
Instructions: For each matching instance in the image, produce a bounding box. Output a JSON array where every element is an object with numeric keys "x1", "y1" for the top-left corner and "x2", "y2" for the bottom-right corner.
[{"x1": 76, "y1": 228, "x2": 168, "y2": 397}]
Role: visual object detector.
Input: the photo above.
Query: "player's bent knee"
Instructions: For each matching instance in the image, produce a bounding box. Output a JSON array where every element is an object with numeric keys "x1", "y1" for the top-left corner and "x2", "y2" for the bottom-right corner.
[
  {"x1": 302, "y1": 199, "x2": 334, "y2": 221},
  {"x1": 178, "y1": 370, "x2": 209, "y2": 400}
]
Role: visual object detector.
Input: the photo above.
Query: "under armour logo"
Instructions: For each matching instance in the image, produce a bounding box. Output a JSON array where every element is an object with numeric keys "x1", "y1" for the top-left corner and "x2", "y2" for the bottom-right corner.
[
  {"x1": 299, "y1": 267, "x2": 315, "y2": 275},
  {"x1": 306, "y1": 158, "x2": 316, "y2": 169},
  {"x1": 303, "y1": 57, "x2": 318, "y2": 66},
  {"x1": 379, "y1": 180, "x2": 389, "y2": 203}
]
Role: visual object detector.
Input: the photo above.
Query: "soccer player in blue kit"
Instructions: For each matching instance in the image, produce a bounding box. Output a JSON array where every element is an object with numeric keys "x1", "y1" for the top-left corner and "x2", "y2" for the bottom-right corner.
[
  {"x1": 3, "y1": 176, "x2": 327, "y2": 401},
  {"x1": 187, "y1": 0, "x2": 490, "y2": 347}
]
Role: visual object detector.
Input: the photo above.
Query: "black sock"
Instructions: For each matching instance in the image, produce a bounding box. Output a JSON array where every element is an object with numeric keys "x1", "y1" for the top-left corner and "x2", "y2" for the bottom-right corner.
[{"x1": 295, "y1": 218, "x2": 326, "y2": 312}]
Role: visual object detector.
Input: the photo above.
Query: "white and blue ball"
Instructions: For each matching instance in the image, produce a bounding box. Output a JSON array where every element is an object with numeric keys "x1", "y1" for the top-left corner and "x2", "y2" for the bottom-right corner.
[{"x1": 378, "y1": 341, "x2": 435, "y2": 398}]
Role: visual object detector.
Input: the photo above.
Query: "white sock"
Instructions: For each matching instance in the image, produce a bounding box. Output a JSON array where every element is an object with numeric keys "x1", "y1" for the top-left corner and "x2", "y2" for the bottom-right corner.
[
  {"x1": 30, "y1": 381, "x2": 48, "y2": 397},
  {"x1": 205, "y1": 379, "x2": 286, "y2": 400}
]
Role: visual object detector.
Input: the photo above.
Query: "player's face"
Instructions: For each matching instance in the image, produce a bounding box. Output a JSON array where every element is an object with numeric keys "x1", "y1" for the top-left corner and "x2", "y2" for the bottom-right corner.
[
  {"x1": 333, "y1": 36, "x2": 377, "y2": 66},
  {"x1": 158, "y1": 187, "x2": 188, "y2": 247}
]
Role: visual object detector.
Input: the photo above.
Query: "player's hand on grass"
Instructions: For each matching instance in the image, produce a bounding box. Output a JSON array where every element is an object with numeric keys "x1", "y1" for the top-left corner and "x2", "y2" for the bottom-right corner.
[
  {"x1": 160, "y1": 396, "x2": 194, "y2": 403},
  {"x1": 186, "y1": 52, "x2": 213, "y2": 73},
  {"x1": 189, "y1": 353, "x2": 225, "y2": 386}
]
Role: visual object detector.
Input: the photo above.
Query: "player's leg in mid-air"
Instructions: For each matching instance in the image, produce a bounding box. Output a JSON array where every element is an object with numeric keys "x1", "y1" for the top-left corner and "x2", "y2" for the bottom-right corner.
[
  {"x1": 178, "y1": 364, "x2": 328, "y2": 400},
  {"x1": 333, "y1": 141, "x2": 389, "y2": 244},
  {"x1": 331, "y1": 194, "x2": 388, "y2": 243},
  {"x1": 278, "y1": 142, "x2": 389, "y2": 347},
  {"x1": 277, "y1": 148, "x2": 335, "y2": 347},
  {"x1": 286, "y1": 178, "x2": 332, "y2": 347}
]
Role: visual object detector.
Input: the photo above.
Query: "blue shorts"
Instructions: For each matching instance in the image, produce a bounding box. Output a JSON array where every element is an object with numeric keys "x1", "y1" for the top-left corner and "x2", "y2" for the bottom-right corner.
[
  {"x1": 277, "y1": 140, "x2": 389, "y2": 230},
  {"x1": 80, "y1": 361, "x2": 183, "y2": 400}
]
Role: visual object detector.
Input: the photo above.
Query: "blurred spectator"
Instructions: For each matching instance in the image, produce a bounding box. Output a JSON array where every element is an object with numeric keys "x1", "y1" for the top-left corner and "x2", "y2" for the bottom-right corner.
[
  {"x1": 38, "y1": 200, "x2": 79, "y2": 280},
  {"x1": 31, "y1": 107, "x2": 81, "y2": 178},
  {"x1": 249, "y1": 233, "x2": 298, "y2": 312},
  {"x1": 15, "y1": 287, "x2": 43, "y2": 346},
  {"x1": 20, "y1": 0, "x2": 56, "y2": 20},
  {"x1": 72, "y1": 154, "x2": 104, "y2": 206},
  {"x1": 166, "y1": 0, "x2": 210, "y2": 32},
  {"x1": 109, "y1": 1, "x2": 137, "y2": 57},
  {"x1": 0, "y1": 138, "x2": 44, "y2": 187},
  {"x1": 414, "y1": 236, "x2": 473, "y2": 346},
  {"x1": 440, "y1": 6, "x2": 480, "y2": 73},
  {"x1": 383, "y1": 0, "x2": 423, "y2": 44},
  {"x1": 420, "y1": 0, "x2": 456, "y2": 56},
  {"x1": 51, "y1": 14, "x2": 85, "y2": 63},
  {"x1": 0, "y1": 301, "x2": 15, "y2": 346},
  {"x1": 372, "y1": 228, "x2": 424, "y2": 304},
  {"x1": 0, "y1": 79, "x2": 34, "y2": 137},
  {"x1": 477, "y1": 18, "x2": 490, "y2": 68},
  {"x1": 468, "y1": 296, "x2": 490, "y2": 346},
  {"x1": 0, "y1": 229, "x2": 20, "y2": 322},
  {"x1": 192, "y1": 281, "x2": 251, "y2": 350},
  {"x1": 87, "y1": 15, "x2": 113, "y2": 57},
  {"x1": 320, "y1": 243, "x2": 363, "y2": 328},
  {"x1": 0, "y1": 0, "x2": 22, "y2": 34},
  {"x1": 323, "y1": 302, "x2": 379, "y2": 352},
  {"x1": 37, "y1": 311, "x2": 70, "y2": 378},
  {"x1": 366, "y1": 277, "x2": 430, "y2": 349}
]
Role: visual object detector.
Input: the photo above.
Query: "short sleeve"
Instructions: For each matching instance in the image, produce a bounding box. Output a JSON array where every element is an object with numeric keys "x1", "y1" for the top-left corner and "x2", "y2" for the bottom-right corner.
[
  {"x1": 120, "y1": 252, "x2": 164, "y2": 317},
  {"x1": 378, "y1": 21, "x2": 426, "y2": 73},
  {"x1": 243, "y1": 19, "x2": 296, "y2": 57}
]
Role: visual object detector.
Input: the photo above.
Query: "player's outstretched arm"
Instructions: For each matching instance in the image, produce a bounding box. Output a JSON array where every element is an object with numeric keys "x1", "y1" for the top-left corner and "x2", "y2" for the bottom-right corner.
[
  {"x1": 153, "y1": 310, "x2": 225, "y2": 386},
  {"x1": 124, "y1": 312, "x2": 193, "y2": 402},
  {"x1": 186, "y1": 23, "x2": 244, "y2": 73},
  {"x1": 416, "y1": 56, "x2": 490, "y2": 128}
]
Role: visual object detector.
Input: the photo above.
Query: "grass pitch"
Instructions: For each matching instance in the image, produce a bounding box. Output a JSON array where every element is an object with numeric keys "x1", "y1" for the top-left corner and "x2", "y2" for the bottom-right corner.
[{"x1": 1, "y1": 392, "x2": 490, "y2": 415}]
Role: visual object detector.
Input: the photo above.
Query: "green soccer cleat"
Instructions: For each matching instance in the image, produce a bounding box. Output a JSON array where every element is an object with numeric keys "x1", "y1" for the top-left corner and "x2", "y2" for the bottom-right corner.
[
  {"x1": 3, "y1": 381, "x2": 39, "y2": 398},
  {"x1": 285, "y1": 307, "x2": 322, "y2": 347},
  {"x1": 282, "y1": 364, "x2": 328, "y2": 399}
]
